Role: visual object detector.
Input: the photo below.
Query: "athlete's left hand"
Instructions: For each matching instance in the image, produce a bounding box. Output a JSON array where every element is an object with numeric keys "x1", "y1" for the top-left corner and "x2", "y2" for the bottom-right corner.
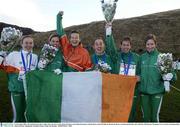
[
  {"x1": 136, "y1": 76, "x2": 140, "y2": 82},
  {"x1": 54, "y1": 69, "x2": 62, "y2": 75}
]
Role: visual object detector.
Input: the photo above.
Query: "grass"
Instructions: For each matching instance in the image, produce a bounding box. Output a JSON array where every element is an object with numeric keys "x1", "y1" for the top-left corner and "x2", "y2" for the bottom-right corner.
[
  {"x1": 0, "y1": 70, "x2": 180, "y2": 122},
  {"x1": 160, "y1": 71, "x2": 180, "y2": 122}
]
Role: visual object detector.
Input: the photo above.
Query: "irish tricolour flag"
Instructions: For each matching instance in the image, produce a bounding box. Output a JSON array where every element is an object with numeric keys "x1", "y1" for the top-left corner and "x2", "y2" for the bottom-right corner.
[{"x1": 25, "y1": 70, "x2": 137, "y2": 122}]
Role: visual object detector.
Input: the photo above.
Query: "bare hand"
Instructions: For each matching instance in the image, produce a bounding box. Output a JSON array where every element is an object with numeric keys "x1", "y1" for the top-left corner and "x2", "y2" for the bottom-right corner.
[
  {"x1": 58, "y1": 11, "x2": 64, "y2": 16},
  {"x1": 136, "y1": 76, "x2": 140, "y2": 82},
  {"x1": 105, "y1": 22, "x2": 112, "y2": 29}
]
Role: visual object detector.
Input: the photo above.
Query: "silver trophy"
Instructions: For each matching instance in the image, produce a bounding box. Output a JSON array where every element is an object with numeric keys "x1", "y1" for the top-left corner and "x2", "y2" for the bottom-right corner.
[
  {"x1": 0, "y1": 27, "x2": 22, "y2": 54},
  {"x1": 101, "y1": 0, "x2": 118, "y2": 23},
  {"x1": 0, "y1": 27, "x2": 22, "y2": 63}
]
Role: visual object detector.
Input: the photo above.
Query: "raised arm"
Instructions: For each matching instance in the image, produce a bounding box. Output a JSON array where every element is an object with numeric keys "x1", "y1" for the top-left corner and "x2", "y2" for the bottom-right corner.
[
  {"x1": 56, "y1": 11, "x2": 65, "y2": 37},
  {"x1": 56, "y1": 11, "x2": 70, "y2": 57},
  {"x1": 105, "y1": 23, "x2": 119, "y2": 63}
]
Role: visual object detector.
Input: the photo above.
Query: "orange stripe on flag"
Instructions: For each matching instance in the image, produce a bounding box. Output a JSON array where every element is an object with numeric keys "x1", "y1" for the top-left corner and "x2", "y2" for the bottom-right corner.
[
  {"x1": 101, "y1": 73, "x2": 137, "y2": 122},
  {"x1": 5, "y1": 65, "x2": 19, "y2": 73}
]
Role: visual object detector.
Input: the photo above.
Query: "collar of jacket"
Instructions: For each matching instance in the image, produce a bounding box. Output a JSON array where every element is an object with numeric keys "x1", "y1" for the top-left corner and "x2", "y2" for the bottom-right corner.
[
  {"x1": 120, "y1": 51, "x2": 132, "y2": 57},
  {"x1": 21, "y1": 49, "x2": 32, "y2": 55},
  {"x1": 95, "y1": 52, "x2": 106, "y2": 56},
  {"x1": 146, "y1": 48, "x2": 159, "y2": 56}
]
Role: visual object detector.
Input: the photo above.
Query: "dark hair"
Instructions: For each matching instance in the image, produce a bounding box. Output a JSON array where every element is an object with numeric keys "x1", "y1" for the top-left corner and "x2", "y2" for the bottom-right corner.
[
  {"x1": 71, "y1": 30, "x2": 79, "y2": 34},
  {"x1": 69, "y1": 30, "x2": 81, "y2": 43},
  {"x1": 48, "y1": 33, "x2": 59, "y2": 42},
  {"x1": 21, "y1": 35, "x2": 33, "y2": 44},
  {"x1": 94, "y1": 37, "x2": 104, "y2": 45},
  {"x1": 145, "y1": 34, "x2": 157, "y2": 44},
  {"x1": 121, "y1": 36, "x2": 132, "y2": 45}
]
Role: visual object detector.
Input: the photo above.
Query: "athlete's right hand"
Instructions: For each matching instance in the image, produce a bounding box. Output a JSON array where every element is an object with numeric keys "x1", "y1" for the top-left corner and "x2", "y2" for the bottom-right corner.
[{"x1": 58, "y1": 11, "x2": 64, "y2": 16}]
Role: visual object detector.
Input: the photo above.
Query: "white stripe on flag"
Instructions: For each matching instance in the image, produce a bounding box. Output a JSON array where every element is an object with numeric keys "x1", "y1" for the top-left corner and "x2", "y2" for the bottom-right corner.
[{"x1": 61, "y1": 72, "x2": 102, "y2": 122}]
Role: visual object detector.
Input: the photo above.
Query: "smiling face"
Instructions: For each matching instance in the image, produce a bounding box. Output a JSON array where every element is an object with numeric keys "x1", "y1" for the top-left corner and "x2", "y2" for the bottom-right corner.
[
  {"x1": 120, "y1": 40, "x2": 131, "y2": 53},
  {"x1": 49, "y1": 36, "x2": 60, "y2": 48},
  {"x1": 70, "y1": 33, "x2": 80, "y2": 47},
  {"x1": 21, "y1": 37, "x2": 34, "y2": 52},
  {"x1": 146, "y1": 39, "x2": 156, "y2": 52},
  {"x1": 93, "y1": 39, "x2": 105, "y2": 55}
]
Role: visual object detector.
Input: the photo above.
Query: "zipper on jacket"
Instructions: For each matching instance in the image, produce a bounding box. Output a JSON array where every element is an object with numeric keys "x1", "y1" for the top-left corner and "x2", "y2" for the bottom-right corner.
[{"x1": 146, "y1": 53, "x2": 151, "y2": 92}]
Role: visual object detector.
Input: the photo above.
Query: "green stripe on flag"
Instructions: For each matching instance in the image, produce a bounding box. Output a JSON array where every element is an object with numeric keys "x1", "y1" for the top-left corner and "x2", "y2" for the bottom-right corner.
[{"x1": 25, "y1": 70, "x2": 62, "y2": 122}]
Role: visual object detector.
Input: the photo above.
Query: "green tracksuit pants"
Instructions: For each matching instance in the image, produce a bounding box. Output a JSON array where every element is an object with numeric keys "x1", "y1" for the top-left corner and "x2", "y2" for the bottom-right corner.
[
  {"x1": 11, "y1": 92, "x2": 26, "y2": 122},
  {"x1": 140, "y1": 93, "x2": 163, "y2": 122},
  {"x1": 128, "y1": 87, "x2": 139, "y2": 122}
]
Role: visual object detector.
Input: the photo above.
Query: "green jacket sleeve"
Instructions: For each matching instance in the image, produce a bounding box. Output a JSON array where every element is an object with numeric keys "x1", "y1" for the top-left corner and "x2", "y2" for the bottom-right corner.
[
  {"x1": 105, "y1": 35, "x2": 119, "y2": 63},
  {"x1": 136, "y1": 54, "x2": 141, "y2": 76},
  {"x1": 56, "y1": 14, "x2": 65, "y2": 37}
]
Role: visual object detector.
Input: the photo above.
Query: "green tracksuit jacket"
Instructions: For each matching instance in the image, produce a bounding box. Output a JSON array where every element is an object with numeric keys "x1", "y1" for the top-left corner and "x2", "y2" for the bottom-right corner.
[
  {"x1": 105, "y1": 34, "x2": 140, "y2": 75},
  {"x1": 139, "y1": 49, "x2": 177, "y2": 94}
]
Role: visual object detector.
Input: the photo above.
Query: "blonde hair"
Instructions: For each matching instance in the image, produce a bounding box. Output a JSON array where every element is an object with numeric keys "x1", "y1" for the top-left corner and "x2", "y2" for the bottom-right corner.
[
  {"x1": 48, "y1": 33, "x2": 60, "y2": 42},
  {"x1": 145, "y1": 34, "x2": 157, "y2": 44}
]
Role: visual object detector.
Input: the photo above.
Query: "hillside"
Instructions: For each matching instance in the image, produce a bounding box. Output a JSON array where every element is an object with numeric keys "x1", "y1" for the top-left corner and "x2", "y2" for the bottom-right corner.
[
  {"x1": 0, "y1": 22, "x2": 36, "y2": 36},
  {"x1": 32, "y1": 9, "x2": 180, "y2": 57},
  {"x1": 1, "y1": 9, "x2": 180, "y2": 57}
]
